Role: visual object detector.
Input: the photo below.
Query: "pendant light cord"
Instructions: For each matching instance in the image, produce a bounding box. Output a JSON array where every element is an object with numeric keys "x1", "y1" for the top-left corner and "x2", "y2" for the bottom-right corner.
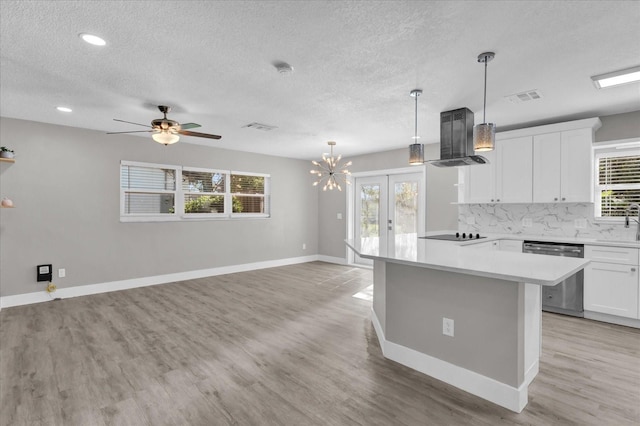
[
  {"x1": 414, "y1": 92, "x2": 418, "y2": 140},
  {"x1": 483, "y1": 56, "x2": 488, "y2": 124}
]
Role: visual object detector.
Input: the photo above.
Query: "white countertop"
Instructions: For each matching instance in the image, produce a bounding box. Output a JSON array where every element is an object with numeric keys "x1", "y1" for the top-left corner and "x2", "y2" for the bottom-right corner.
[{"x1": 345, "y1": 235, "x2": 590, "y2": 286}]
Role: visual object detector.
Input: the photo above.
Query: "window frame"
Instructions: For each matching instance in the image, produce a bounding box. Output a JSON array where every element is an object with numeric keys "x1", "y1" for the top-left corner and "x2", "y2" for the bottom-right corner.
[
  {"x1": 120, "y1": 161, "x2": 271, "y2": 222},
  {"x1": 120, "y1": 160, "x2": 181, "y2": 222},
  {"x1": 593, "y1": 139, "x2": 640, "y2": 222}
]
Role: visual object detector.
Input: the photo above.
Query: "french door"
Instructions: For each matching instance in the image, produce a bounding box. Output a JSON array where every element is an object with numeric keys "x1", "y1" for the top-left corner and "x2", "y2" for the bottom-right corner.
[{"x1": 353, "y1": 172, "x2": 424, "y2": 266}]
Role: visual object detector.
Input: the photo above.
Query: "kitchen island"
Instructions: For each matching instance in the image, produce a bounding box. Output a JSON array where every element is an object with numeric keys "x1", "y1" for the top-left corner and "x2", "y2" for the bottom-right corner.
[{"x1": 346, "y1": 236, "x2": 589, "y2": 413}]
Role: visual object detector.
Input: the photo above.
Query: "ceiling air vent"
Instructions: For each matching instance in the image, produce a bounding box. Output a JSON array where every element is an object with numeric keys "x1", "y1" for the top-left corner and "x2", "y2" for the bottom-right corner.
[
  {"x1": 242, "y1": 122, "x2": 278, "y2": 131},
  {"x1": 505, "y1": 89, "x2": 543, "y2": 104}
]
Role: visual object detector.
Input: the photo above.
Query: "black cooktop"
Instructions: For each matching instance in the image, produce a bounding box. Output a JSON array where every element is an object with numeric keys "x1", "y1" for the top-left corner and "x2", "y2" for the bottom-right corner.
[{"x1": 420, "y1": 233, "x2": 486, "y2": 241}]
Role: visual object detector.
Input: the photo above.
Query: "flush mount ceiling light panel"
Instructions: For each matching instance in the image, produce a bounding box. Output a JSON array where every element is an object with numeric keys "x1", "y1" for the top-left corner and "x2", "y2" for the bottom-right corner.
[
  {"x1": 408, "y1": 89, "x2": 425, "y2": 165},
  {"x1": 473, "y1": 52, "x2": 496, "y2": 152},
  {"x1": 56, "y1": 106, "x2": 72, "y2": 112},
  {"x1": 310, "y1": 141, "x2": 352, "y2": 191},
  {"x1": 591, "y1": 65, "x2": 640, "y2": 89},
  {"x1": 78, "y1": 33, "x2": 106, "y2": 46}
]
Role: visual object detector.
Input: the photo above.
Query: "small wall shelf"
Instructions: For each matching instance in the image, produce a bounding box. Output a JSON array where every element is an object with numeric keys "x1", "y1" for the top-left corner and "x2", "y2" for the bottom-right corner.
[{"x1": 0, "y1": 158, "x2": 16, "y2": 163}]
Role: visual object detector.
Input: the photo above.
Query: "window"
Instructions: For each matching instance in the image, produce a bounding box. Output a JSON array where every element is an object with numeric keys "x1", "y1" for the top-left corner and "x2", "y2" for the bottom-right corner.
[
  {"x1": 120, "y1": 162, "x2": 178, "y2": 217},
  {"x1": 231, "y1": 172, "x2": 269, "y2": 216},
  {"x1": 120, "y1": 161, "x2": 270, "y2": 222},
  {"x1": 594, "y1": 143, "x2": 640, "y2": 219}
]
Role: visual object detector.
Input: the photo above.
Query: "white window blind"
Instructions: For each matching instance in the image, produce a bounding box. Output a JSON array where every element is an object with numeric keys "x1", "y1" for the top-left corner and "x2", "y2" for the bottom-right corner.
[
  {"x1": 121, "y1": 162, "x2": 178, "y2": 215},
  {"x1": 120, "y1": 161, "x2": 270, "y2": 221},
  {"x1": 595, "y1": 146, "x2": 640, "y2": 218},
  {"x1": 231, "y1": 172, "x2": 269, "y2": 215},
  {"x1": 182, "y1": 168, "x2": 227, "y2": 215}
]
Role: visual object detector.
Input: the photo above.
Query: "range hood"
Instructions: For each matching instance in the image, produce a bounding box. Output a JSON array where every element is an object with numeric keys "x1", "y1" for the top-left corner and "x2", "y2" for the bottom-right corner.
[{"x1": 428, "y1": 107, "x2": 489, "y2": 167}]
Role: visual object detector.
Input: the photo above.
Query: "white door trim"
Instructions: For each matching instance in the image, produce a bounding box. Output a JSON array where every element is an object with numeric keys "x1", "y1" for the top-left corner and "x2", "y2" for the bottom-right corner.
[{"x1": 347, "y1": 166, "x2": 427, "y2": 265}]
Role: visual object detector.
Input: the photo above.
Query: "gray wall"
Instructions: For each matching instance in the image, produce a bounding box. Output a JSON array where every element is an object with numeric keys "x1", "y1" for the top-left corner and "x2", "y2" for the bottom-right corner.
[
  {"x1": 594, "y1": 110, "x2": 640, "y2": 142},
  {"x1": 318, "y1": 143, "x2": 458, "y2": 259},
  {"x1": 0, "y1": 117, "x2": 318, "y2": 297}
]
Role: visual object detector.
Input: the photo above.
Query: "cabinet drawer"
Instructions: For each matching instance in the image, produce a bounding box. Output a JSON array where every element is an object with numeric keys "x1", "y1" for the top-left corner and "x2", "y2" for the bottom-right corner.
[
  {"x1": 585, "y1": 245, "x2": 640, "y2": 265},
  {"x1": 499, "y1": 240, "x2": 523, "y2": 252},
  {"x1": 584, "y1": 262, "x2": 639, "y2": 318}
]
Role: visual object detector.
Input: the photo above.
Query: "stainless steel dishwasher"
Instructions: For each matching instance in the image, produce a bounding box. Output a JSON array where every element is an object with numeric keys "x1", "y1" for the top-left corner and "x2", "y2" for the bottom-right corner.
[{"x1": 523, "y1": 241, "x2": 585, "y2": 317}]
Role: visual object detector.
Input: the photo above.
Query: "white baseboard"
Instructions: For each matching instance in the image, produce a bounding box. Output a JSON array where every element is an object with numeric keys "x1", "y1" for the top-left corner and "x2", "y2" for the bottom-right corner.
[
  {"x1": 0, "y1": 255, "x2": 319, "y2": 309},
  {"x1": 371, "y1": 308, "x2": 528, "y2": 413},
  {"x1": 584, "y1": 311, "x2": 640, "y2": 329},
  {"x1": 317, "y1": 255, "x2": 347, "y2": 265}
]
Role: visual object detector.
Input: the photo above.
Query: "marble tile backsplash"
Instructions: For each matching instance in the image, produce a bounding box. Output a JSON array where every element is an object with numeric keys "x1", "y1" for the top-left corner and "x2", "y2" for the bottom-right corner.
[{"x1": 458, "y1": 203, "x2": 638, "y2": 240}]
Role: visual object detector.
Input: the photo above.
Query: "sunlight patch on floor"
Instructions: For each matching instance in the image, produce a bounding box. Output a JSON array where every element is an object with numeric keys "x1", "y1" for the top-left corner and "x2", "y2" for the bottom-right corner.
[{"x1": 352, "y1": 284, "x2": 373, "y2": 301}]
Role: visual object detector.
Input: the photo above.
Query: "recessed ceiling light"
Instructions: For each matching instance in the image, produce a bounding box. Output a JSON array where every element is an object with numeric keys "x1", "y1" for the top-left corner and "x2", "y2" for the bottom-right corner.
[
  {"x1": 56, "y1": 106, "x2": 72, "y2": 112},
  {"x1": 591, "y1": 65, "x2": 640, "y2": 89},
  {"x1": 79, "y1": 33, "x2": 106, "y2": 46}
]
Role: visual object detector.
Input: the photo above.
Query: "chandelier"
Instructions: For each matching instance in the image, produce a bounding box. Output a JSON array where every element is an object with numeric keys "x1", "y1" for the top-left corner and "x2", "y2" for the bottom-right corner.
[{"x1": 310, "y1": 141, "x2": 352, "y2": 191}]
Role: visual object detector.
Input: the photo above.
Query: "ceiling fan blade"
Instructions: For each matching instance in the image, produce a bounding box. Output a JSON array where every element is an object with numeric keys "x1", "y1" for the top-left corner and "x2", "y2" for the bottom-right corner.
[
  {"x1": 107, "y1": 130, "x2": 153, "y2": 134},
  {"x1": 180, "y1": 122, "x2": 201, "y2": 130},
  {"x1": 113, "y1": 118, "x2": 152, "y2": 128},
  {"x1": 178, "y1": 130, "x2": 222, "y2": 140}
]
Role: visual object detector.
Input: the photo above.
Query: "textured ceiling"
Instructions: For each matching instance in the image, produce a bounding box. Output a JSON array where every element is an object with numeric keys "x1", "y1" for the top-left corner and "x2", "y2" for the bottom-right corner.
[{"x1": 1, "y1": 1, "x2": 639, "y2": 159}]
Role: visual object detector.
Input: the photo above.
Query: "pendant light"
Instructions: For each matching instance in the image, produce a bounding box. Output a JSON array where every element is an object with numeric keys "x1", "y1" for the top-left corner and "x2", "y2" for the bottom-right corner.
[
  {"x1": 473, "y1": 52, "x2": 496, "y2": 152},
  {"x1": 310, "y1": 141, "x2": 352, "y2": 191},
  {"x1": 408, "y1": 89, "x2": 424, "y2": 165}
]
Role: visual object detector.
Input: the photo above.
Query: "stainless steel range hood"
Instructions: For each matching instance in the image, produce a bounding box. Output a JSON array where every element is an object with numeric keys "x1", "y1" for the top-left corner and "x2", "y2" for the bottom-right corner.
[{"x1": 428, "y1": 107, "x2": 489, "y2": 167}]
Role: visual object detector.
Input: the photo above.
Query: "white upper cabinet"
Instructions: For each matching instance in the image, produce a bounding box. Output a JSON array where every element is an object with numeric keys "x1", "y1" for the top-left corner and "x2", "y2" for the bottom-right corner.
[
  {"x1": 560, "y1": 128, "x2": 593, "y2": 202},
  {"x1": 532, "y1": 132, "x2": 561, "y2": 202},
  {"x1": 497, "y1": 136, "x2": 533, "y2": 203},
  {"x1": 533, "y1": 129, "x2": 593, "y2": 203},
  {"x1": 460, "y1": 118, "x2": 601, "y2": 204},
  {"x1": 464, "y1": 136, "x2": 533, "y2": 204},
  {"x1": 464, "y1": 149, "x2": 496, "y2": 203}
]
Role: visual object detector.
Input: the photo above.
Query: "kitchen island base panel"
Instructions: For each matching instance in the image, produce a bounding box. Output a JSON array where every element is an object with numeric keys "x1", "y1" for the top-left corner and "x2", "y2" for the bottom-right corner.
[{"x1": 372, "y1": 260, "x2": 541, "y2": 413}]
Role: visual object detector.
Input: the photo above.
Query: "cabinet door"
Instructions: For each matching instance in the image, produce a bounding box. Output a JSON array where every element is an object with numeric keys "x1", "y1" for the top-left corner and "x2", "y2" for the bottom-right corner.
[
  {"x1": 466, "y1": 240, "x2": 498, "y2": 250},
  {"x1": 584, "y1": 262, "x2": 639, "y2": 318},
  {"x1": 497, "y1": 136, "x2": 533, "y2": 203},
  {"x1": 533, "y1": 133, "x2": 561, "y2": 202},
  {"x1": 561, "y1": 128, "x2": 593, "y2": 202},
  {"x1": 464, "y1": 148, "x2": 496, "y2": 203}
]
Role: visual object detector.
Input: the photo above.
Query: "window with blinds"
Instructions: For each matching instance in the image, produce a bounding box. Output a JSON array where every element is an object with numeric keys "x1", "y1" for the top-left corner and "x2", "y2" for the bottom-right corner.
[
  {"x1": 595, "y1": 146, "x2": 640, "y2": 219},
  {"x1": 182, "y1": 168, "x2": 227, "y2": 215},
  {"x1": 121, "y1": 163, "x2": 178, "y2": 215},
  {"x1": 231, "y1": 173, "x2": 269, "y2": 215},
  {"x1": 120, "y1": 161, "x2": 270, "y2": 221}
]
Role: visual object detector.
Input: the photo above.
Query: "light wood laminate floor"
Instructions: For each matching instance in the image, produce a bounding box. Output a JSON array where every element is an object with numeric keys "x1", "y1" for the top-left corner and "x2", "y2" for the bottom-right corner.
[{"x1": 1, "y1": 262, "x2": 639, "y2": 425}]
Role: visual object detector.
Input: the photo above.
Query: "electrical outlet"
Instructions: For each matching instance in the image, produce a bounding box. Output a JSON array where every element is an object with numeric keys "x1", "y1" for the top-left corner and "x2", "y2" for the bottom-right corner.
[
  {"x1": 466, "y1": 216, "x2": 475, "y2": 225},
  {"x1": 58, "y1": 268, "x2": 66, "y2": 278},
  {"x1": 443, "y1": 317, "x2": 454, "y2": 337},
  {"x1": 337, "y1": 213, "x2": 343, "y2": 220},
  {"x1": 574, "y1": 218, "x2": 587, "y2": 229},
  {"x1": 302, "y1": 243, "x2": 306, "y2": 250},
  {"x1": 522, "y1": 218, "x2": 533, "y2": 228}
]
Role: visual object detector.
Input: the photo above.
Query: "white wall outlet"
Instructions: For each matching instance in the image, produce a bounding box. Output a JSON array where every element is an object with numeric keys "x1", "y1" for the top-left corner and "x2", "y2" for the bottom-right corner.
[
  {"x1": 574, "y1": 218, "x2": 587, "y2": 229},
  {"x1": 466, "y1": 216, "x2": 475, "y2": 225},
  {"x1": 443, "y1": 317, "x2": 454, "y2": 337},
  {"x1": 522, "y1": 218, "x2": 533, "y2": 228},
  {"x1": 58, "y1": 268, "x2": 66, "y2": 278},
  {"x1": 337, "y1": 213, "x2": 343, "y2": 220},
  {"x1": 302, "y1": 243, "x2": 306, "y2": 250}
]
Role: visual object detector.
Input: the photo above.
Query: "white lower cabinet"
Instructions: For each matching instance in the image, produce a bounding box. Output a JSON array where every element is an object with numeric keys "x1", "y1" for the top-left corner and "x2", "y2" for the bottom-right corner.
[
  {"x1": 584, "y1": 246, "x2": 640, "y2": 319},
  {"x1": 499, "y1": 240, "x2": 523, "y2": 252}
]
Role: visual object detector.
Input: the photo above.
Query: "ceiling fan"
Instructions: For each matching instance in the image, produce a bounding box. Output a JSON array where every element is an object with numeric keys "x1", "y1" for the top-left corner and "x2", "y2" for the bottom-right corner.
[{"x1": 107, "y1": 105, "x2": 222, "y2": 145}]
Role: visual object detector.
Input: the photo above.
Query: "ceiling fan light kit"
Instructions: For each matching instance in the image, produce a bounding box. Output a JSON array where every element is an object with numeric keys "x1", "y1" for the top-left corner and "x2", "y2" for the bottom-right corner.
[
  {"x1": 108, "y1": 105, "x2": 221, "y2": 145},
  {"x1": 473, "y1": 52, "x2": 496, "y2": 152},
  {"x1": 408, "y1": 89, "x2": 424, "y2": 165}
]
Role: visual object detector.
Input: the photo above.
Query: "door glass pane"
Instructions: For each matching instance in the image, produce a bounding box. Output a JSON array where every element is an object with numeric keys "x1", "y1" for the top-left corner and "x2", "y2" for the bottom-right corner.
[
  {"x1": 394, "y1": 181, "x2": 418, "y2": 256},
  {"x1": 360, "y1": 184, "x2": 380, "y2": 252}
]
